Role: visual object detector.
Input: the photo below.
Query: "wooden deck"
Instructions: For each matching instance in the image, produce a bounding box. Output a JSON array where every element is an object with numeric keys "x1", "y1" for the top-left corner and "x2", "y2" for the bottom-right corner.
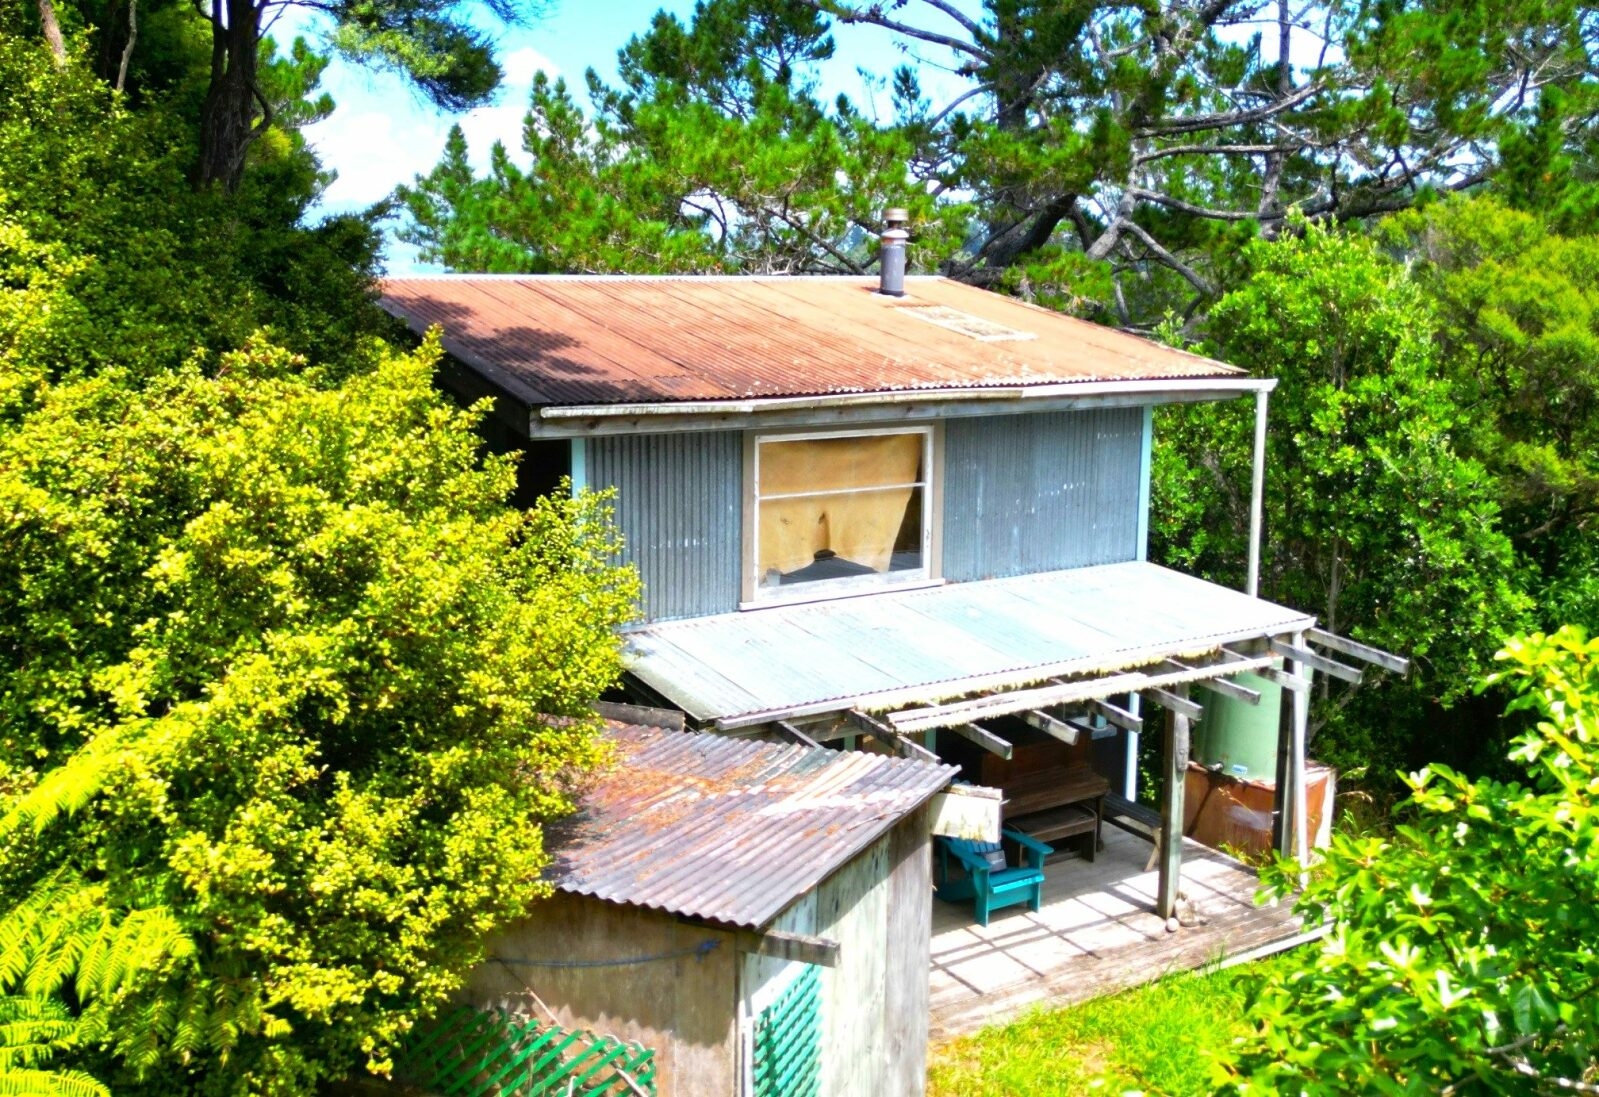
[{"x1": 929, "y1": 825, "x2": 1313, "y2": 1038}]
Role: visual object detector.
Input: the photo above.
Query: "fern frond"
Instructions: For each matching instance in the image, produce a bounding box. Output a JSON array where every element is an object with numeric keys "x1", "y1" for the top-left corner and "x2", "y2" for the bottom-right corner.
[
  {"x1": 121, "y1": 996, "x2": 165, "y2": 1073},
  {"x1": 0, "y1": 872, "x2": 196, "y2": 1032},
  {"x1": 0, "y1": 736, "x2": 123, "y2": 839},
  {"x1": 0, "y1": 875, "x2": 98, "y2": 995},
  {"x1": 0, "y1": 997, "x2": 108, "y2": 1097},
  {"x1": 0, "y1": 1067, "x2": 110, "y2": 1097},
  {"x1": 206, "y1": 978, "x2": 238, "y2": 1053},
  {"x1": 0, "y1": 1016, "x2": 73, "y2": 1071},
  {"x1": 168, "y1": 975, "x2": 207, "y2": 1057},
  {"x1": 72, "y1": 906, "x2": 194, "y2": 1003}
]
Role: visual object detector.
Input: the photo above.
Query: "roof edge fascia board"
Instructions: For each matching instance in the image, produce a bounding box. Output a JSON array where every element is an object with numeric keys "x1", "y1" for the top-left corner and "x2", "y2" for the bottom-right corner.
[{"x1": 529, "y1": 377, "x2": 1278, "y2": 437}]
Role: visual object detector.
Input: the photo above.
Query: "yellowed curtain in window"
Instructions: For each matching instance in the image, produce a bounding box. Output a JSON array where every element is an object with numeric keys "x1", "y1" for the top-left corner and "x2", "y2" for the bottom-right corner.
[{"x1": 758, "y1": 434, "x2": 922, "y2": 580}]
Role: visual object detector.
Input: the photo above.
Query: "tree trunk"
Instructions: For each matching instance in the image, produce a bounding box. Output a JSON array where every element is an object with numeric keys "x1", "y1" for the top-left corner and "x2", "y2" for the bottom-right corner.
[
  {"x1": 197, "y1": 0, "x2": 263, "y2": 190},
  {"x1": 1257, "y1": 0, "x2": 1293, "y2": 235},
  {"x1": 38, "y1": 0, "x2": 67, "y2": 66},
  {"x1": 115, "y1": 0, "x2": 137, "y2": 91}
]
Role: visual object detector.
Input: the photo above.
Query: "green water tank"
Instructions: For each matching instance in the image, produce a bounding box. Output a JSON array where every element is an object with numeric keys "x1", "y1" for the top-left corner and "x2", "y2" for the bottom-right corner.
[{"x1": 1191, "y1": 667, "x2": 1282, "y2": 780}]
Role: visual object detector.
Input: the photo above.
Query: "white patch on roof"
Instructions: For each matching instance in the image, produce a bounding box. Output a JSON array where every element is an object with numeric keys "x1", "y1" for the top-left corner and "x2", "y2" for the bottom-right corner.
[{"x1": 896, "y1": 303, "x2": 1039, "y2": 342}]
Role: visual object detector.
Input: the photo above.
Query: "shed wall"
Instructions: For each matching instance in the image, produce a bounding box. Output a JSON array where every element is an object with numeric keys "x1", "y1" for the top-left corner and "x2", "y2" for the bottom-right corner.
[
  {"x1": 816, "y1": 832, "x2": 890, "y2": 1097},
  {"x1": 588, "y1": 432, "x2": 742, "y2": 621},
  {"x1": 942, "y1": 408, "x2": 1145, "y2": 581},
  {"x1": 881, "y1": 805, "x2": 935, "y2": 1093},
  {"x1": 734, "y1": 807, "x2": 932, "y2": 1096},
  {"x1": 460, "y1": 895, "x2": 738, "y2": 1097},
  {"x1": 806, "y1": 806, "x2": 934, "y2": 1097}
]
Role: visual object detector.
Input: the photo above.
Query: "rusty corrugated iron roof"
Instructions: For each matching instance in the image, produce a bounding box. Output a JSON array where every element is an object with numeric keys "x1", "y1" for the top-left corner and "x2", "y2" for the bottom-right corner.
[
  {"x1": 378, "y1": 275, "x2": 1242, "y2": 406},
  {"x1": 546, "y1": 723, "x2": 956, "y2": 929}
]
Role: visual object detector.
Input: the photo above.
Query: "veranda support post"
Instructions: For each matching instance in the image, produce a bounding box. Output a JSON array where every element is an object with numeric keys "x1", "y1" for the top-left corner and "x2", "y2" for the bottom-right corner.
[
  {"x1": 1270, "y1": 631, "x2": 1313, "y2": 863},
  {"x1": 1156, "y1": 686, "x2": 1191, "y2": 922}
]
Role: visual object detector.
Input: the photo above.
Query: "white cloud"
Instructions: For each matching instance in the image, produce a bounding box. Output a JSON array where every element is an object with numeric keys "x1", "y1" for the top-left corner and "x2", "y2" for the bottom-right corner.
[
  {"x1": 302, "y1": 45, "x2": 560, "y2": 212},
  {"x1": 456, "y1": 46, "x2": 558, "y2": 172}
]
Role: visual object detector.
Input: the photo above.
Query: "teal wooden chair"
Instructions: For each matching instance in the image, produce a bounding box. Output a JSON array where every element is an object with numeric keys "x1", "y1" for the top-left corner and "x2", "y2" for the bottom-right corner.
[{"x1": 934, "y1": 829, "x2": 1053, "y2": 926}]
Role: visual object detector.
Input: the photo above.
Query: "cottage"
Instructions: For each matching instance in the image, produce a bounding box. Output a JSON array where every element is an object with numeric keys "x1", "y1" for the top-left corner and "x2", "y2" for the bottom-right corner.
[{"x1": 380, "y1": 223, "x2": 1404, "y2": 1080}]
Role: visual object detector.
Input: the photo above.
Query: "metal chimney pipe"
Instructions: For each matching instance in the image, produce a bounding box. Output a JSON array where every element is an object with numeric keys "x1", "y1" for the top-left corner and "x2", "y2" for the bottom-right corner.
[{"x1": 878, "y1": 208, "x2": 908, "y2": 297}]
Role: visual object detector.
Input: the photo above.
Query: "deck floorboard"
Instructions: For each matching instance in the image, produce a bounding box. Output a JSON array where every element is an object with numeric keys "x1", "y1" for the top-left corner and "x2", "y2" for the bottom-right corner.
[{"x1": 929, "y1": 827, "x2": 1309, "y2": 1038}]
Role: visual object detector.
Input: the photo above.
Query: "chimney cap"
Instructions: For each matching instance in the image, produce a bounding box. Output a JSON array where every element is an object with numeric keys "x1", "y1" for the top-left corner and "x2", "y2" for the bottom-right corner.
[{"x1": 878, "y1": 209, "x2": 909, "y2": 297}]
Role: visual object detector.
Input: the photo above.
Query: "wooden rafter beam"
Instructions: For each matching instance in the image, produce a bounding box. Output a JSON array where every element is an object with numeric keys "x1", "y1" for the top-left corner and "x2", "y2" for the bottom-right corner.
[
  {"x1": 774, "y1": 720, "x2": 822, "y2": 749},
  {"x1": 887, "y1": 652, "x2": 1275, "y2": 733},
  {"x1": 595, "y1": 700, "x2": 686, "y2": 731},
  {"x1": 1263, "y1": 666, "x2": 1310, "y2": 692},
  {"x1": 1307, "y1": 628, "x2": 1409, "y2": 674},
  {"x1": 888, "y1": 671, "x2": 1149, "y2": 733},
  {"x1": 1197, "y1": 676, "x2": 1262, "y2": 706},
  {"x1": 846, "y1": 709, "x2": 939, "y2": 763},
  {"x1": 1021, "y1": 709, "x2": 1080, "y2": 745},
  {"x1": 1144, "y1": 687, "x2": 1203, "y2": 721},
  {"x1": 946, "y1": 722, "x2": 1013, "y2": 759},
  {"x1": 1269, "y1": 637, "x2": 1363, "y2": 684},
  {"x1": 1091, "y1": 699, "x2": 1142, "y2": 732}
]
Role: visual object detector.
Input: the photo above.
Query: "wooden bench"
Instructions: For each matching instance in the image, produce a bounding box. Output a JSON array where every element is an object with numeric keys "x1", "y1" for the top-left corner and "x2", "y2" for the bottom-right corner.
[{"x1": 1002, "y1": 765, "x2": 1109, "y2": 863}]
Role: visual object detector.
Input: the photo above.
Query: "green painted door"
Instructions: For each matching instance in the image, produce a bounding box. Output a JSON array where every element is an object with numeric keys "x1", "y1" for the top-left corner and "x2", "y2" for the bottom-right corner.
[{"x1": 752, "y1": 965, "x2": 821, "y2": 1097}]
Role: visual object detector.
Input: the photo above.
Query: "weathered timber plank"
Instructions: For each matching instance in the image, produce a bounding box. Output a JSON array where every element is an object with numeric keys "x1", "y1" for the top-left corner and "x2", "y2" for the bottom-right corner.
[
  {"x1": 1156, "y1": 698, "x2": 1189, "y2": 921},
  {"x1": 883, "y1": 808, "x2": 932, "y2": 1096},
  {"x1": 1268, "y1": 637, "x2": 1362, "y2": 684},
  {"x1": 946, "y1": 722, "x2": 1013, "y2": 759},
  {"x1": 737, "y1": 929, "x2": 838, "y2": 968},
  {"x1": 816, "y1": 835, "x2": 889, "y2": 1097},
  {"x1": 1306, "y1": 627, "x2": 1409, "y2": 674},
  {"x1": 1091, "y1": 698, "x2": 1142, "y2": 732},
  {"x1": 1196, "y1": 676, "x2": 1262, "y2": 705},
  {"x1": 1021, "y1": 709, "x2": 1080, "y2": 745}
]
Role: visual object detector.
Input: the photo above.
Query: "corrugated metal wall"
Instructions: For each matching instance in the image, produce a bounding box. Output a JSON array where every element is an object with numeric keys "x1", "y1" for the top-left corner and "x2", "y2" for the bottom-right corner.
[
  {"x1": 942, "y1": 409, "x2": 1145, "y2": 581},
  {"x1": 588, "y1": 432, "x2": 742, "y2": 622},
  {"x1": 590, "y1": 408, "x2": 1147, "y2": 622}
]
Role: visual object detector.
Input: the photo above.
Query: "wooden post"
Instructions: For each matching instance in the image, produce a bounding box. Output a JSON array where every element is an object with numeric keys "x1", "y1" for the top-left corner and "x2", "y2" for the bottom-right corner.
[
  {"x1": 1156, "y1": 687, "x2": 1190, "y2": 922},
  {"x1": 1270, "y1": 632, "x2": 1313, "y2": 864},
  {"x1": 1271, "y1": 665, "x2": 1294, "y2": 859},
  {"x1": 1289, "y1": 631, "x2": 1312, "y2": 871}
]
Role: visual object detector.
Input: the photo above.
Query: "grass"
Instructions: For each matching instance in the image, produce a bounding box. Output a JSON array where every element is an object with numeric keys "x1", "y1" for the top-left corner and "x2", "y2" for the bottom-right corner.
[{"x1": 927, "y1": 954, "x2": 1293, "y2": 1097}]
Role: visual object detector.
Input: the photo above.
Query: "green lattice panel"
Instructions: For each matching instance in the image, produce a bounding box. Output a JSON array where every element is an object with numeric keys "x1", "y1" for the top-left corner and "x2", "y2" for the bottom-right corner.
[
  {"x1": 752, "y1": 966, "x2": 821, "y2": 1097},
  {"x1": 398, "y1": 1007, "x2": 656, "y2": 1096}
]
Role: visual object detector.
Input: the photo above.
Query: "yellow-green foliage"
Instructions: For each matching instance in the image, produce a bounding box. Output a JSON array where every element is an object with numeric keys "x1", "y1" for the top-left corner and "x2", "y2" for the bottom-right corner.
[
  {"x1": 0, "y1": 334, "x2": 639, "y2": 1094},
  {"x1": 1220, "y1": 628, "x2": 1599, "y2": 1092}
]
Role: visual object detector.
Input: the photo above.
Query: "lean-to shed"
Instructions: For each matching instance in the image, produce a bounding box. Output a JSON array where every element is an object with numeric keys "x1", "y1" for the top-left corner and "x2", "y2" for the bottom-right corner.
[{"x1": 450, "y1": 722, "x2": 956, "y2": 1097}]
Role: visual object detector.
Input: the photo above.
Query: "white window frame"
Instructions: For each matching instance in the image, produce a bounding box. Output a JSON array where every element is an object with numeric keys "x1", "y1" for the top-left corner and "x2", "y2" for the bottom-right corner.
[{"x1": 741, "y1": 424, "x2": 943, "y2": 609}]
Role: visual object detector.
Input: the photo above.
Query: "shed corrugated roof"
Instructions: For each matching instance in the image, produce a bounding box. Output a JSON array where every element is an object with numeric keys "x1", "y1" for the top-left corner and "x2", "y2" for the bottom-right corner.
[
  {"x1": 547, "y1": 723, "x2": 956, "y2": 929},
  {"x1": 378, "y1": 275, "x2": 1242, "y2": 406}
]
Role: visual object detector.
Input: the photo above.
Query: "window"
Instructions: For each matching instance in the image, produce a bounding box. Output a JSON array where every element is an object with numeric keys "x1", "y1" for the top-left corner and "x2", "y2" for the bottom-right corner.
[{"x1": 745, "y1": 426, "x2": 938, "y2": 605}]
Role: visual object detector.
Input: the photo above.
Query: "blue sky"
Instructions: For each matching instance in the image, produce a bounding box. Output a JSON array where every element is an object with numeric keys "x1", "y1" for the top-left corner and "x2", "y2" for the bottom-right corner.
[{"x1": 272, "y1": 0, "x2": 973, "y2": 271}]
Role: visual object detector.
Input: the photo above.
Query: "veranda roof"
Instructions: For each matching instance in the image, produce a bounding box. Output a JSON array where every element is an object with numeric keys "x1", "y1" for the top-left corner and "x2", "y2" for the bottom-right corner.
[{"x1": 622, "y1": 562, "x2": 1318, "y2": 730}]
